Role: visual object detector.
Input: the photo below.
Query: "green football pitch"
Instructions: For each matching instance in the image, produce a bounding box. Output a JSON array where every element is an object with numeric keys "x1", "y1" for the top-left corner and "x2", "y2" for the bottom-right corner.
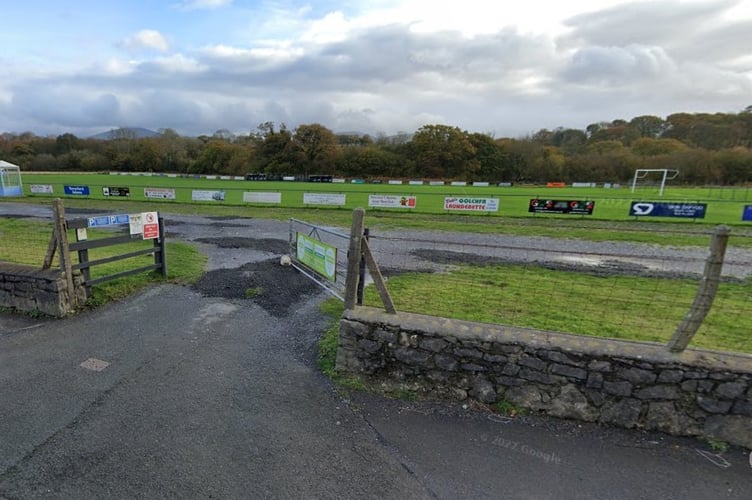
[{"x1": 14, "y1": 172, "x2": 752, "y2": 225}]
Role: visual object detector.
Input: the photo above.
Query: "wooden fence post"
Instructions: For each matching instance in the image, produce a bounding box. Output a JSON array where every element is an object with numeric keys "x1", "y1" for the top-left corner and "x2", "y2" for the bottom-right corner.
[
  {"x1": 357, "y1": 228, "x2": 369, "y2": 305},
  {"x1": 51, "y1": 199, "x2": 76, "y2": 304},
  {"x1": 157, "y1": 215, "x2": 167, "y2": 278},
  {"x1": 667, "y1": 225, "x2": 730, "y2": 352},
  {"x1": 344, "y1": 208, "x2": 365, "y2": 310}
]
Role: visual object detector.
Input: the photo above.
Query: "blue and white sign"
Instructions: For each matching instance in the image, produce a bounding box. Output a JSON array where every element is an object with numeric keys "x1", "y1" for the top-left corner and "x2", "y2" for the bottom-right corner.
[
  {"x1": 743, "y1": 205, "x2": 752, "y2": 221},
  {"x1": 64, "y1": 185, "x2": 90, "y2": 196},
  {"x1": 629, "y1": 202, "x2": 707, "y2": 219},
  {"x1": 87, "y1": 214, "x2": 130, "y2": 227}
]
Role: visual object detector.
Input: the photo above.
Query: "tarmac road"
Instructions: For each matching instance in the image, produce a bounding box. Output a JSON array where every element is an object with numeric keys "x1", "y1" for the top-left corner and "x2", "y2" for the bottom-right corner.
[
  {"x1": 1, "y1": 284, "x2": 750, "y2": 499},
  {"x1": 1, "y1": 202, "x2": 751, "y2": 498}
]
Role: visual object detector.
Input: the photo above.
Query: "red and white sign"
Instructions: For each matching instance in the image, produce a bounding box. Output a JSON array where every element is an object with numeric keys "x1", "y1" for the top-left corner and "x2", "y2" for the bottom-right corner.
[
  {"x1": 368, "y1": 194, "x2": 417, "y2": 209},
  {"x1": 142, "y1": 211, "x2": 160, "y2": 240}
]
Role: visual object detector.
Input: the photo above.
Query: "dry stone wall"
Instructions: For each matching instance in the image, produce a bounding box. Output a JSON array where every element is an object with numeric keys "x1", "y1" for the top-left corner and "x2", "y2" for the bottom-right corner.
[
  {"x1": 0, "y1": 262, "x2": 85, "y2": 317},
  {"x1": 336, "y1": 307, "x2": 752, "y2": 449}
]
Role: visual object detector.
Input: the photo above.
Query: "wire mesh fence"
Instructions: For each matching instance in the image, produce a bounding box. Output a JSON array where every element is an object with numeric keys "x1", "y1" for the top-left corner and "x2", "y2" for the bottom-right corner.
[
  {"x1": 361, "y1": 226, "x2": 752, "y2": 354},
  {"x1": 0, "y1": 215, "x2": 56, "y2": 268}
]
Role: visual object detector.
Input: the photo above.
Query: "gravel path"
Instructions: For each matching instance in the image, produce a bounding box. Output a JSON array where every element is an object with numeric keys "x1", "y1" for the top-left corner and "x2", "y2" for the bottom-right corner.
[{"x1": 3, "y1": 202, "x2": 752, "y2": 315}]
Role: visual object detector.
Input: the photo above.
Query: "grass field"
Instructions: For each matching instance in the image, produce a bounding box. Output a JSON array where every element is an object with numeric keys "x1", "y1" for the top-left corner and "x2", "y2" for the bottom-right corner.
[
  {"x1": 14, "y1": 172, "x2": 752, "y2": 226},
  {"x1": 3, "y1": 174, "x2": 752, "y2": 353},
  {"x1": 0, "y1": 217, "x2": 206, "y2": 309},
  {"x1": 362, "y1": 264, "x2": 752, "y2": 353}
]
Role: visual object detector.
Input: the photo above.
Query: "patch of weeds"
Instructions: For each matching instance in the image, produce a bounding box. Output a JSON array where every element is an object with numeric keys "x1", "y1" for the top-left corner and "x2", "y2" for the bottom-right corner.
[
  {"x1": 706, "y1": 438, "x2": 729, "y2": 453},
  {"x1": 0, "y1": 305, "x2": 53, "y2": 320},
  {"x1": 317, "y1": 298, "x2": 344, "y2": 378},
  {"x1": 494, "y1": 399, "x2": 527, "y2": 417},
  {"x1": 391, "y1": 389, "x2": 418, "y2": 401},
  {"x1": 245, "y1": 286, "x2": 262, "y2": 299},
  {"x1": 314, "y1": 299, "x2": 370, "y2": 393},
  {"x1": 338, "y1": 376, "x2": 367, "y2": 391}
]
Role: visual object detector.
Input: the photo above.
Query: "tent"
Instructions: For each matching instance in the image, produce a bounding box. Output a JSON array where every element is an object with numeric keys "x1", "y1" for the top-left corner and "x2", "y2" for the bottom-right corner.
[{"x1": 0, "y1": 160, "x2": 23, "y2": 197}]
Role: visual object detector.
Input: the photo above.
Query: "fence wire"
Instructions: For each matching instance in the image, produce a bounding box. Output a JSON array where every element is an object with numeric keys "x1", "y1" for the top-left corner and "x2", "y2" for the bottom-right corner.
[
  {"x1": 364, "y1": 228, "x2": 752, "y2": 354},
  {"x1": 0, "y1": 215, "x2": 56, "y2": 268}
]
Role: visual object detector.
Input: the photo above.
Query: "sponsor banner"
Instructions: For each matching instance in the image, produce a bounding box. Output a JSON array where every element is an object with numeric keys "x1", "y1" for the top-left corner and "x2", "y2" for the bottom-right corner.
[
  {"x1": 429, "y1": 181, "x2": 445, "y2": 186},
  {"x1": 473, "y1": 182, "x2": 490, "y2": 187},
  {"x1": 743, "y1": 205, "x2": 752, "y2": 221},
  {"x1": 30, "y1": 184, "x2": 53, "y2": 194},
  {"x1": 332, "y1": 178, "x2": 346, "y2": 183},
  {"x1": 443, "y1": 197, "x2": 499, "y2": 212},
  {"x1": 243, "y1": 192, "x2": 282, "y2": 204},
  {"x1": 409, "y1": 180, "x2": 424, "y2": 185},
  {"x1": 192, "y1": 190, "x2": 225, "y2": 201},
  {"x1": 368, "y1": 194, "x2": 417, "y2": 209},
  {"x1": 529, "y1": 199, "x2": 595, "y2": 215},
  {"x1": 296, "y1": 232, "x2": 337, "y2": 281},
  {"x1": 219, "y1": 175, "x2": 232, "y2": 180},
  {"x1": 205, "y1": 175, "x2": 217, "y2": 180},
  {"x1": 629, "y1": 202, "x2": 707, "y2": 218},
  {"x1": 303, "y1": 193, "x2": 346, "y2": 206},
  {"x1": 64, "y1": 185, "x2": 90, "y2": 196},
  {"x1": 498, "y1": 182, "x2": 513, "y2": 187},
  {"x1": 144, "y1": 187, "x2": 176, "y2": 200},
  {"x1": 451, "y1": 181, "x2": 467, "y2": 186},
  {"x1": 103, "y1": 186, "x2": 130, "y2": 197},
  {"x1": 233, "y1": 176, "x2": 245, "y2": 180},
  {"x1": 571, "y1": 182, "x2": 597, "y2": 188},
  {"x1": 388, "y1": 180, "x2": 403, "y2": 185}
]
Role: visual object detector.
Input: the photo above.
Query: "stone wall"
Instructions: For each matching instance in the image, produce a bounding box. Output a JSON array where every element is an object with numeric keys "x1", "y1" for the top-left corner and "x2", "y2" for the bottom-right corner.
[
  {"x1": 0, "y1": 262, "x2": 86, "y2": 317},
  {"x1": 336, "y1": 307, "x2": 752, "y2": 449}
]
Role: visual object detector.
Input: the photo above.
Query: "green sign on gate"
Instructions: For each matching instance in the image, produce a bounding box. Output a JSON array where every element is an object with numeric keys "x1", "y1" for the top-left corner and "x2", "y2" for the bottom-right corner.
[{"x1": 296, "y1": 232, "x2": 337, "y2": 281}]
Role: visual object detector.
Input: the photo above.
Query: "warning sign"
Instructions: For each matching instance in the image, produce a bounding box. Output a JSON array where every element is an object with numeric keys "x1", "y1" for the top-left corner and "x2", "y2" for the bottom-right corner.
[{"x1": 142, "y1": 211, "x2": 160, "y2": 240}]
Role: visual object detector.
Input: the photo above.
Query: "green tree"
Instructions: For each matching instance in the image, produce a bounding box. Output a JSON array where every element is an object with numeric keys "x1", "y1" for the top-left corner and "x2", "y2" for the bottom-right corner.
[
  {"x1": 629, "y1": 115, "x2": 666, "y2": 138},
  {"x1": 55, "y1": 133, "x2": 82, "y2": 155},
  {"x1": 250, "y1": 122, "x2": 295, "y2": 174},
  {"x1": 410, "y1": 124, "x2": 476, "y2": 179},
  {"x1": 337, "y1": 145, "x2": 406, "y2": 178},
  {"x1": 631, "y1": 138, "x2": 687, "y2": 156},
  {"x1": 291, "y1": 123, "x2": 341, "y2": 177},
  {"x1": 467, "y1": 133, "x2": 507, "y2": 181}
]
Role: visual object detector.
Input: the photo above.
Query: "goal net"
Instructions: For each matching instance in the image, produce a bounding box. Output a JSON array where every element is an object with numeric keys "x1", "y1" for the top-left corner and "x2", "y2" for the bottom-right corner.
[{"x1": 630, "y1": 169, "x2": 678, "y2": 197}]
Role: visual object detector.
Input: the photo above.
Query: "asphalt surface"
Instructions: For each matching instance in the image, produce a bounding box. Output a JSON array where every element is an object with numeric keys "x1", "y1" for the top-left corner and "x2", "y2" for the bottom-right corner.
[{"x1": 1, "y1": 202, "x2": 751, "y2": 499}]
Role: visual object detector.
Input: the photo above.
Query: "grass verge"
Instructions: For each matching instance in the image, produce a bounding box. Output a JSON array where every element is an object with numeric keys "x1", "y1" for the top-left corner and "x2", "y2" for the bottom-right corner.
[
  {"x1": 316, "y1": 298, "x2": 366, "y2": 391},
  {"x1": 363, "y1": 263, "x2": 752, "y2": 354},
  {"x1": 0, "y1": 217, "x2": 207, "y2": 311}
]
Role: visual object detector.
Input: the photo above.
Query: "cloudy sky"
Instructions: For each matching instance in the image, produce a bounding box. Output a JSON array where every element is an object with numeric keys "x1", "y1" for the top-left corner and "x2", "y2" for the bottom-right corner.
[{"x1": 1, "y1": 0, "x2": 750, "y2": 139}]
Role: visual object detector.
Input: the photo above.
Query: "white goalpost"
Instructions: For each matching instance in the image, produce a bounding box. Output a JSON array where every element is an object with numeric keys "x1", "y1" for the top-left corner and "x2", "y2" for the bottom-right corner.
[{"x1": 630, "y1": 169, "x2": 679, "y2": 197}]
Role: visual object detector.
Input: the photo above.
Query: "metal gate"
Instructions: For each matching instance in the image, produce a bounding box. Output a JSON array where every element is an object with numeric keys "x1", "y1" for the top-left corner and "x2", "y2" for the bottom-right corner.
[{"x1": 288, "y1": 218, "x2": 350, "y2": 300}]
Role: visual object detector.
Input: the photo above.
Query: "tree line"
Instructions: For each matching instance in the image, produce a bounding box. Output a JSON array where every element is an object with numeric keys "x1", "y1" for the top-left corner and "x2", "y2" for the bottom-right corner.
[{"x1": 2, "y1": 108, "x2": 752, "y2": 185}]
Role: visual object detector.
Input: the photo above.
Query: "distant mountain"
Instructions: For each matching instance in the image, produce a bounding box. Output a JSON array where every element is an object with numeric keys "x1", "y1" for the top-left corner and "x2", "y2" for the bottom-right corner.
[{"x1": 89, "y1": 127, "x2": 160, "y2": 140}]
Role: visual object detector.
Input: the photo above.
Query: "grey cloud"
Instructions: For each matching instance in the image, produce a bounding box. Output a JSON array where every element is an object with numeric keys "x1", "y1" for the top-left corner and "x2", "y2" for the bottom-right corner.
[
  {"x1": 9, "y1": 87, "x2": 123, "y2": 129},
  {"x1": 563, "y1": 45, "x2": 676, "y2": 85},
  {"x1": 562, "y1": 0, "x2": 749, "y2": 63},
  {"x1": 2, "y1": 4, "x2": 749, "y2": 139}
]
